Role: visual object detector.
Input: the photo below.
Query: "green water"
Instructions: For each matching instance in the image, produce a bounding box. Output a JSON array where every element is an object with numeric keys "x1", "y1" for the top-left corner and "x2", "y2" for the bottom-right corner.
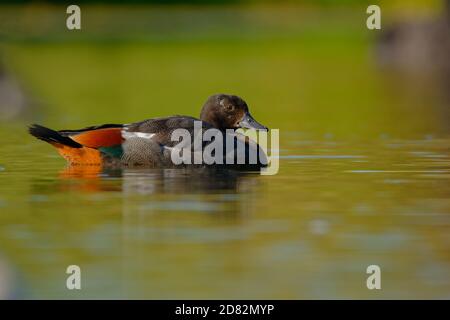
[
  {"x1": 0, "y1": 4, "x2": 449, "y2": 299},
  {"x1": 0, "y1": 128, "x2": 449, "y2": 299}
]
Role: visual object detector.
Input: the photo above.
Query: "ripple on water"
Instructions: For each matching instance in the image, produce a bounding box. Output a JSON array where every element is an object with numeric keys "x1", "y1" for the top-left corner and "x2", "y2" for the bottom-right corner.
[
  {"x1": 136, "y1": 226, "x2": 248, "y2": 243},
  {"x1": 308, "y1": 219, "x2": 330, "y2": 235},
  {"x1": 409, "y1": 151, "x2": 449, "y2": 158},
  {"x1": 346, "y1": 170, "x2": 450, "y2": 173},
  {"x1": 29, "y1": 195, "x2": 49, "y2": 203},
  {"x1": 140, "y1": 200, "x2": 221, "y2": 213},
  {"x1": 280, "y1": 155, "x2": 366, "y2": 160},
  {"x1": 383, "y1": 179, "x2": 411, "y2": 184}
]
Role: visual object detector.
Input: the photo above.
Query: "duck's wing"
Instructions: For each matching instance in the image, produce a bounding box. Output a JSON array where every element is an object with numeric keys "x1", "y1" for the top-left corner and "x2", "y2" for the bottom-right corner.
[{"x1": 123, "y1": 116, "x2": 214, "y2": 148}]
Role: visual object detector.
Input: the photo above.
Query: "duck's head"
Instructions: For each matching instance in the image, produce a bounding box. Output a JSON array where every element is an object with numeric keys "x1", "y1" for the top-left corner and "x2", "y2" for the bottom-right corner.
[{"x1": 200, "y1": 94, "x2": 268, "y2": 131}]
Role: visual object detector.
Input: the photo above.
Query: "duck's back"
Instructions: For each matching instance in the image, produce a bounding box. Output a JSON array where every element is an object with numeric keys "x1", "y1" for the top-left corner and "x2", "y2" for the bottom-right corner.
[{"x1": 124, "y1": 115, "x2": 213, "y2": 148}]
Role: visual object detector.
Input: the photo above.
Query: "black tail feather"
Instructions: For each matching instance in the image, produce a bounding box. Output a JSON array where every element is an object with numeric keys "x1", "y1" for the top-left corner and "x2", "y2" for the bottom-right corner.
[{"x1": 28, "y1": 124, "x2": 82, "y2": 148}]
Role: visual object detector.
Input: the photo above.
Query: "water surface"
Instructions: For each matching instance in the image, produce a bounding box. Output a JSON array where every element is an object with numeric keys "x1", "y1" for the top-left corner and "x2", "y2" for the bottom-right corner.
[{"x1": 0, "y1": 128, "x2": 449, "y2": 299}]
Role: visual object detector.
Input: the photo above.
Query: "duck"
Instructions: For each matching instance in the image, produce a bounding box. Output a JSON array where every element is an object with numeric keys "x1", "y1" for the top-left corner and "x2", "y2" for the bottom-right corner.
[{"x1": 29, "y1": 94, "x2": 269, "y2": 170}]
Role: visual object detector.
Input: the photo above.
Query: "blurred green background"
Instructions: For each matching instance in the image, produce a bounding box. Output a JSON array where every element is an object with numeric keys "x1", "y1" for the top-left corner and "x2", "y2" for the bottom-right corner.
[{"x1": 0, "y1": 0, "x2": 448, "y2": 137}]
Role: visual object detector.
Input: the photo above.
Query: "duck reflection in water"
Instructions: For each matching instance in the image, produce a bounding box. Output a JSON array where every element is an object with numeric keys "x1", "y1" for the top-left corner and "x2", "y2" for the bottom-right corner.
[{"x1": 56, "y1": 164, "x2": 261, "y2": 197}]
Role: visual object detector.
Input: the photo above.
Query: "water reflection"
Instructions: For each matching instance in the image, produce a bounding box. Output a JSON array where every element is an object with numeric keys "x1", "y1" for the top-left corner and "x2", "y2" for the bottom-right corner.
[{"x1": 52, "y1": 165, "x2": 260, "y2": 196}]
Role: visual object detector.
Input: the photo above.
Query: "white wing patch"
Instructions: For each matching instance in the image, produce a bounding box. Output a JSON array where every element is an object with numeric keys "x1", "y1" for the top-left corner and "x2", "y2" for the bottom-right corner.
[{"x1": 121, "y1": 129, "x2": 155, "y2": 140}]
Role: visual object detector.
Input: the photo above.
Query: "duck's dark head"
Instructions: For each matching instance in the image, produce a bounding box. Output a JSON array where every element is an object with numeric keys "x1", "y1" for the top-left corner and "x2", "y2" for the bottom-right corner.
[{"x1": 200, "y1": 94, "x2": 268, "y2": 131}]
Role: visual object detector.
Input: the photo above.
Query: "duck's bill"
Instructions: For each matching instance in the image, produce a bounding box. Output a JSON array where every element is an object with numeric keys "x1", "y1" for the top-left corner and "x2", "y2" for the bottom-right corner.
[{"x1": 238, "y1": 113, "x2": 268, "y2": 131}]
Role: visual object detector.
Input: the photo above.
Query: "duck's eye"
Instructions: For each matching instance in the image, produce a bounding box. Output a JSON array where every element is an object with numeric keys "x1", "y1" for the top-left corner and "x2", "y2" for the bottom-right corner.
[{"x1": 226, "y1": 105, "x2": 235, "y2": 111}]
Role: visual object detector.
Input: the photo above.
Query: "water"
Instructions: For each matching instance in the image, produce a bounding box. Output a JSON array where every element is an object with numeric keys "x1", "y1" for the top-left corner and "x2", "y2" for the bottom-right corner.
[{"x1": 0, "y1": 128, "x2": 449, "y2": 299}]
